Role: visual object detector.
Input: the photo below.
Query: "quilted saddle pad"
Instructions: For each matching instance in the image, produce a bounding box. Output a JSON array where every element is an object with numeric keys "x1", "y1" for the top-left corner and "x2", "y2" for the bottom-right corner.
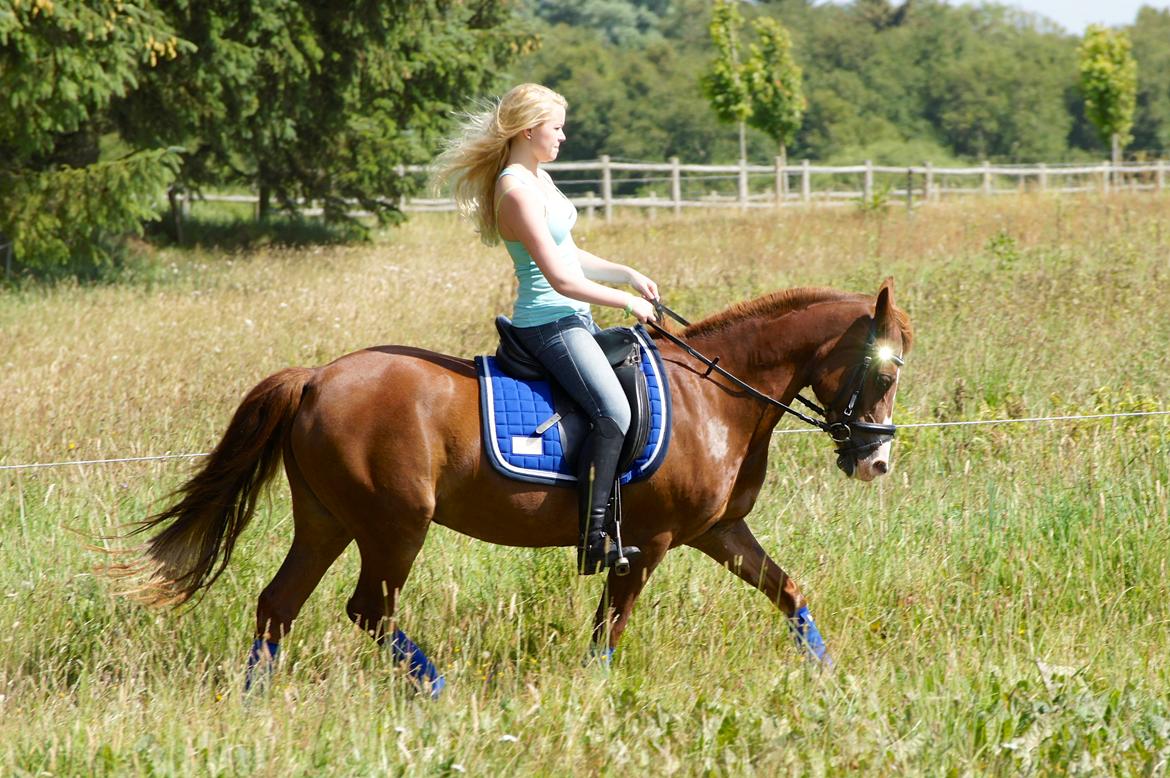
[{"x1": 474, "y1": 326, "x2": 671, "y2": 486}]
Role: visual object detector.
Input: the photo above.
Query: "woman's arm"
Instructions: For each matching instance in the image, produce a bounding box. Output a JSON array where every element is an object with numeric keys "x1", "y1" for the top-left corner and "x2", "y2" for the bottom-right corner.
[
  {"x1": 577, "y1": 249, "x2": 659, "y2": 302},
  {"x1": 498, "y1": 187, "x2": 657, "y2": 321}
]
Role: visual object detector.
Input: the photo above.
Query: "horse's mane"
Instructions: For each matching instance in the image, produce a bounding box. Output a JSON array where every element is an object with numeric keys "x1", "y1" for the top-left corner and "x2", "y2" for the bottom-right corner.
[{"x1": 682, "y1": 286, "x2": 914, "y2": 351}]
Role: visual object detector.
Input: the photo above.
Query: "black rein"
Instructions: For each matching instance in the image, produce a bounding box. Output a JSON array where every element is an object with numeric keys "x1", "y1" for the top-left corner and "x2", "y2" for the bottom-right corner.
[{"x1": 645, "y1": 301, "x2": 898, "y2": 451}]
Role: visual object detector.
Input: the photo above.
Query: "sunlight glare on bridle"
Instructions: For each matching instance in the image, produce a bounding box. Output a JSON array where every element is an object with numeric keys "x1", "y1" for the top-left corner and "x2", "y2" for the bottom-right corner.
[{"x1": 876, "y1": 345, "x2": 904, "y2": 367}]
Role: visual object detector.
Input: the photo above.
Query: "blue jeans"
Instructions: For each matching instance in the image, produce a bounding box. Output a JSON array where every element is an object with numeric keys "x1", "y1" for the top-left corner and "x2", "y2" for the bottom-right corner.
[{"x1": 513, "y1": 312, "x2": 631, "y2": 435}]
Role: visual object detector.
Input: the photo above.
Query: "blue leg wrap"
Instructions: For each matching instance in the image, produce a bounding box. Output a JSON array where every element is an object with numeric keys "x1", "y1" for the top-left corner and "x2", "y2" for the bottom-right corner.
[
  {"x1": 588, "y1": 645, "x2": 616, "y2": 666},
  {"x1": 390, "y1": 629, "x2": 445, "y2": 699},
  {"x1": 789, "y1": 606, "x2": 830, "y2": 664},
  {"x1": 244, "y1": 638, "x2": 280, "y2": 691}
]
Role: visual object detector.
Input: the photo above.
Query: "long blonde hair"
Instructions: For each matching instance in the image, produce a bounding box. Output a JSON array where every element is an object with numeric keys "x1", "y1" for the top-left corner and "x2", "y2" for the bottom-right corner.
[{"x1": 432, "y1": 83, "x2": 567, "y2": 246}]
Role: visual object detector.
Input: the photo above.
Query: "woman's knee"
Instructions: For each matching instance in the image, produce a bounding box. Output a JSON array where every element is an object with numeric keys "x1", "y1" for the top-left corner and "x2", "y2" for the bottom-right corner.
[{"x1": 600, "y1": 399, "x2": 631, "y2": 437}]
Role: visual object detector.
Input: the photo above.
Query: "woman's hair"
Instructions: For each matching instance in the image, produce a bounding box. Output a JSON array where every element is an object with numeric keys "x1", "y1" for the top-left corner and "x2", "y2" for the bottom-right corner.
[{"x1": 431, "y1": 83, "x2": 567, "y2": 245}]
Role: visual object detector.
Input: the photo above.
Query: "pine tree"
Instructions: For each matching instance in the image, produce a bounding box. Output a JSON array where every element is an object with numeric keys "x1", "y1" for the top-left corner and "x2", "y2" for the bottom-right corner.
[{"x1": 0, "y1": 1, "x2": 188, "y2": 274}]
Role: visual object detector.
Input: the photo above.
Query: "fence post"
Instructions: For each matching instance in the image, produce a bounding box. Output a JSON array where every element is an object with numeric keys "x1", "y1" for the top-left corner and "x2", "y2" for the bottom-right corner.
[
  {"x1": 863, "y1": 160, "x2": 873, "y2": 203},
  {"x1": 670, "y1": 156, "x2": 682, "y2": 216},
  {"x1": 906, "y1": 168, "x2": 913, "y2": 212},
  {"x1": 647, "y1": 190, "x2": 658, "y2": 221},
  {"x1": 924, "y1": 162, "x2": 934, "y2": 202},
  {"x1": 601, "y1": 155, "x2": 613, "y2": 223},
  {"x1": 982, "y1": 160, "x2": 992, "y2": 195},
  {"x1": 1157, "y1": 160, "x2": 1166, "y2": 192},
  {"x1": 738, "y1": 157, "x2": 749, "y2": 212},
  {"x1": 585, "y1": 190, "x2": 596, "y2": 220},
  {"x1": 1038, "y1": 163, "x2": 1047, "y2": 193},
  {"x1": 1101, "y1": 160, "x2": 1110, "y2": 195},
  {"x1": 801, "y1": 160, "x2": 811, "y2": 203}
]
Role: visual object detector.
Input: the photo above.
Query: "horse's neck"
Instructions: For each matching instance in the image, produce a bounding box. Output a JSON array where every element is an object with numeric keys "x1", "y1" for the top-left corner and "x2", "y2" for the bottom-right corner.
[{"x1": 686, "y1": 299, "x2": 861, "y2": 402}]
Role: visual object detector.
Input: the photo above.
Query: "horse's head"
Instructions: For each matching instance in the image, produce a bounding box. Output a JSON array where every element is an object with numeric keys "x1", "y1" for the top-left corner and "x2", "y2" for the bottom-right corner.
[{"x1": 808, "y1": 278, "x2": 912, "y2": 481}]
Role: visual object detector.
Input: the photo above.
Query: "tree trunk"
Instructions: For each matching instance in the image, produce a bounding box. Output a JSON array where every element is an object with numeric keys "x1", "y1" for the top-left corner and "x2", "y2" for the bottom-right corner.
[
  {"x1": 167, "y1": 186, "x2": 185, "y2": 244},
  {"x1": 258, "y1": 184, "x2": 271, "y2": 223},
  {"x1": 779, "y1": 145, "x2": 788, "y2": 196},
  {"x1": 738, "y1": 121, "x2": 746, "y2": 164},
  {"x1": 1111, "y1": 133, "x2": 1121, "y2": 188}
]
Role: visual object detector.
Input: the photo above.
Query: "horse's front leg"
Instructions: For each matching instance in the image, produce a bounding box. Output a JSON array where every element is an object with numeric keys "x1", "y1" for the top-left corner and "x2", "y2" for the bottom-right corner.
[
  {"x1": 590, "y1": 534, "x2": 671, "y2": 660},
  {"x1": 687, "y1": 519, "x2": 830, "y2": 664}
]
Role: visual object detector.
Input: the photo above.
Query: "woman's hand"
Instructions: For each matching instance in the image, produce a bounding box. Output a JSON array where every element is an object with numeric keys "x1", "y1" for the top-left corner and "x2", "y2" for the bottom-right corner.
[
  {"x1": 627, "y1": 296, "x2": 658, "y2": 324},
  {"x1": 626, "y1": 269, "x2": 660, "y2": 303}
]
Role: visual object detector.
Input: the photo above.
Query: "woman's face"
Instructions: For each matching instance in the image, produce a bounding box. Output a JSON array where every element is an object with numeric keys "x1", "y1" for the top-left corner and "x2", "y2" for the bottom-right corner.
[{"x1": 527, "y1": 104, "x2": 566, "y2": 163}]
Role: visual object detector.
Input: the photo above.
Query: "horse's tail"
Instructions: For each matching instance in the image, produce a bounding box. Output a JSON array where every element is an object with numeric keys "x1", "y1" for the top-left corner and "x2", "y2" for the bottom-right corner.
[{"x1": 125, "y1": 367, "x2": 313, "y2": 606}]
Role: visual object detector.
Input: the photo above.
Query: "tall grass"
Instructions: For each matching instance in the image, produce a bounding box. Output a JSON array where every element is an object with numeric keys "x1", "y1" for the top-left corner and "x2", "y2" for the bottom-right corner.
[{"x1": 2, "y1": 196, "x2": 1168, "y2": 774}]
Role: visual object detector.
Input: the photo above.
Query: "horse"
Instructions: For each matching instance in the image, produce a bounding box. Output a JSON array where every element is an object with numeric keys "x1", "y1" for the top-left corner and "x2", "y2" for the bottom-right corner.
[{"x1": 125, "y1": 278, "x2": 913, "y2": 692}]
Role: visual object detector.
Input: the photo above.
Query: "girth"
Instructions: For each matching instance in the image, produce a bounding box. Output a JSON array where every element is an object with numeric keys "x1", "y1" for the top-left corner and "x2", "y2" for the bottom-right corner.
[{"x1": 493, "y1": 316, "x2": 651, "y2": 474}]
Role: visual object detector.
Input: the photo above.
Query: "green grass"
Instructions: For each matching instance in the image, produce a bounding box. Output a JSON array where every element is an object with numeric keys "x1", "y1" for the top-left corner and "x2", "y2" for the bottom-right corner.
[{"x1": 2, "y1": 195, "x2": 1169, "y2": 775}]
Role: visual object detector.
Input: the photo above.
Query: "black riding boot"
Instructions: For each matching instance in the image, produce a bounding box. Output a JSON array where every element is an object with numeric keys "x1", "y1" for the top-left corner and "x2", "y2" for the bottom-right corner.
[{"x1": 576, "y1": 417, "x2": 641, "y2": 575}]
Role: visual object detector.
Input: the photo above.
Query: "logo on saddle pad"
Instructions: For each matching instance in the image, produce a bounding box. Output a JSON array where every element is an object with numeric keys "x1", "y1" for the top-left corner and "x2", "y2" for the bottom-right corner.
[{"x1": 475, "y1": 326, "x2": 672, "y2": 487}]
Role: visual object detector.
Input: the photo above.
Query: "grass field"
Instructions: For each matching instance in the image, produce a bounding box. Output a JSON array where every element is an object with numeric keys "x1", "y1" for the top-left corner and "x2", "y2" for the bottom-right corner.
[{"x1": 2, "y1": 196, "x2": 1169, "y2": 775}]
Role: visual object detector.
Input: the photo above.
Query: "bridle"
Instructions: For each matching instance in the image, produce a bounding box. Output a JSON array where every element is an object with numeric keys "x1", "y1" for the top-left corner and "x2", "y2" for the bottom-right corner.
[{"x1": 646, "y1": 302, "x2": 904, "y2": 470}]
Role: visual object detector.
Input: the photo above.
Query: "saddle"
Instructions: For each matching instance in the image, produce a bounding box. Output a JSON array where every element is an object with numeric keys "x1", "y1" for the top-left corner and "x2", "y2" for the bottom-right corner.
[{"x1": 493, "y1": 316, "x2": 652, "y2": 475}]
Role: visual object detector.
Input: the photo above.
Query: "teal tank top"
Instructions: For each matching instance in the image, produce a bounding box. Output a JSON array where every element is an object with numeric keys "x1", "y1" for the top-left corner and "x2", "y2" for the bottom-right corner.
[{"x1": 497, "y1": 167, "x2": 591, "y2": 327}]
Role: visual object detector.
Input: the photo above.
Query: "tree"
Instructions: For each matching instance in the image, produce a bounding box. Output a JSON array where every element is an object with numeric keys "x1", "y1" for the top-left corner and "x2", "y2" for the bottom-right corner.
[
  {"x1": 744, "y1": 16, "x2": 805, "y2": 171},
  {"x1": 1127, "y1": 8, "x2": 1170, "y2": 154},
  {"x1": 117, "y1": 1, "x2": 528, "y2": 226},
  {"x1": 702, "y1": 0, "x2": 752, "y2": 162},
  {"x1": 0, "y1": 1, "x2": 189, "y2": 274},
  {"x1": 1078, "y1": 25, "x2": 1138, "y2": 165}
]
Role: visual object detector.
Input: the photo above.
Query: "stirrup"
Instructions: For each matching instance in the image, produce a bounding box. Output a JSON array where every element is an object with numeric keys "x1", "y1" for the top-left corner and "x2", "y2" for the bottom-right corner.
[{"x1": 577, "y1": 532, "x2": 641, "y2": 576}]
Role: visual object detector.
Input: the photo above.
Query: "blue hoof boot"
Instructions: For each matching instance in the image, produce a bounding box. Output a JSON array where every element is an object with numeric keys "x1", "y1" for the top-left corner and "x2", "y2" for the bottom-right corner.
[
  {"x1": 244, "y1": 638, "x2": 280, "y2": 692},
  {"x1": 584, "y1": 645, "x2": 616, "y2": 667},
  {"x1": 789, "y1": 606, "x2": 832, "y2": 666},
  {"x1": 390, "y1": 629, "x2": 445, "y2": 699}
]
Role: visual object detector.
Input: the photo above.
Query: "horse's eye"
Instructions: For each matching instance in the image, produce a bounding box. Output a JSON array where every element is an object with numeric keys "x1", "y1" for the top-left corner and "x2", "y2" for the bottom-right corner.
[{"x1": 876, "y1": 374, "x2": 894, "y2": 392}]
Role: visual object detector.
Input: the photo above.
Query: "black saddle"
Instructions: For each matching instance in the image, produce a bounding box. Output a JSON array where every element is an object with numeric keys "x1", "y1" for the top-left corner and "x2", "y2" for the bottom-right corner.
[{"x1": 493, "y1": 315, "x2": 651, "y2": 474}]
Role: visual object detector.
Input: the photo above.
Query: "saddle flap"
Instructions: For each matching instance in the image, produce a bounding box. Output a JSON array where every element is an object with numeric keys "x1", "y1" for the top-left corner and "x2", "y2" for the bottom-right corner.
[{"x1": 593, "y1": 326, "x2": 639, "y2": 367}]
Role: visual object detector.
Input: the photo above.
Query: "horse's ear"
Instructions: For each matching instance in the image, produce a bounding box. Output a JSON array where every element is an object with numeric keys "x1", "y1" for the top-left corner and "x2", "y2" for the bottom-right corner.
[{"x1": 874, "y1": 277, "x2": 895, "y2": 324}]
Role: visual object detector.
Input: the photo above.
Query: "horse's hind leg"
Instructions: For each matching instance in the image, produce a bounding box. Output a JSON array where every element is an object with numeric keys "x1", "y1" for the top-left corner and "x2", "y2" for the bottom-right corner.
[
  {"x1": 248, "y1": 453, "x2": 352, "y2": 686},
  {"x1": 344, "y1": 505, "x2": 444, "y2": 695},
  {"x1": 688, "y1": 519, "x2": 829, "y2": 664}
]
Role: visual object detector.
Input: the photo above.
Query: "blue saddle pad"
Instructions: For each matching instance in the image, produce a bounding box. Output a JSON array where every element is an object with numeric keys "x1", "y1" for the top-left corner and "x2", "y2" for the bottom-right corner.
[{"x1": 475, "y1": 326, "x2": 671, "y2": 487}]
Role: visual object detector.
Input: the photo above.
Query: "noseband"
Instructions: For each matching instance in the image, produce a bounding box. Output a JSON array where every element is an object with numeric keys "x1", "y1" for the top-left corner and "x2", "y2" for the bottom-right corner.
[
  {"x1": 800, "y1": 321, "x2": 902, "y2": 469},
  {"x1": 648, "y1": 303, "x2": 904, "y2": 462}
]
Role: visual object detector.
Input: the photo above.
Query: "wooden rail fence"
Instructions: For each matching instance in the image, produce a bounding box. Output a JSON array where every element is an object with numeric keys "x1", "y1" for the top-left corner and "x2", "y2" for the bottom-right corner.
[{"x1": 197, "y1": 156, "x2": 1170, "y2": 222}]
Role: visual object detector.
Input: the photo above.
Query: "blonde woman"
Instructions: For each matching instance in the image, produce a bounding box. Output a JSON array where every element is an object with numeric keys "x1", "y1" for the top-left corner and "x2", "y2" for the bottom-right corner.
[{"x1": 435, "y1": 83, "x2": 659, "y2": 575}]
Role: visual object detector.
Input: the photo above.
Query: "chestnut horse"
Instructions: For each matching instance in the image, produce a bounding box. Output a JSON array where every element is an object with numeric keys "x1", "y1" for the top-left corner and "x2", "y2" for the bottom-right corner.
[{"x1": 131, "y1": 279, "x2": 912, "y2": 690}]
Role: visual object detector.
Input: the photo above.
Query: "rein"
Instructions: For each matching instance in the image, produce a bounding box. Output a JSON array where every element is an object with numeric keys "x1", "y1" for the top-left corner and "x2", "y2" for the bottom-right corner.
[{"x1": 646, "y1": 301, "x2": 900, "y2": 459}]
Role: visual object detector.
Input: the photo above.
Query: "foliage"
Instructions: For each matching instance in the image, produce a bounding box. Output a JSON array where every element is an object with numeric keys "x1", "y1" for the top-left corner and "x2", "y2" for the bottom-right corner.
[
  {"x1": 0, "y1": 0, "x2": 528, "y2": 277},
  {"x1": 1128, "y1": 8, "x2": 1170, "y2": 153},
  {"x1": 743, "y1": 16, "x2": 805, "y2": 157},
  {"x1": 116, "y1": 1, "x2": 529, "y2": 225},
  {"x1": 524, "y1": 0, "x2": 667, "y2": 46},
  {"x1": 701, "y1": 0, "x2": 752, "y2": 127},
  {"x1": 1078, "y1": 26, "x2": 1138, "y2": 154},
  {"x1": 0, "y1": 0, "x2": 188, "y2": 274},
  {"x1": 521, "y1": 0, "x2": 1169, "y2": 164}
]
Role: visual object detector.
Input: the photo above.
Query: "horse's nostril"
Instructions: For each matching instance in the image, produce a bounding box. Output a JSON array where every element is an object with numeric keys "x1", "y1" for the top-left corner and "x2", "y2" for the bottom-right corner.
[{"x1": 873, "y1": 460, "x2": 888, "y2": 474}]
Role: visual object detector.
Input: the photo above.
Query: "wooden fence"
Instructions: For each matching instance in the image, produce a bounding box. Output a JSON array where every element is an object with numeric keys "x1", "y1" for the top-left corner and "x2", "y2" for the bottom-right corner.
[{"x1": 198, "y1": 156, "x2": 1170, "y2": 221}]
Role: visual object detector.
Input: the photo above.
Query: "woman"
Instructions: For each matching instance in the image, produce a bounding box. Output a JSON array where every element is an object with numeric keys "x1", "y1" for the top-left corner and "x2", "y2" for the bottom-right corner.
[{"x1": 434, "y1": 83, "x2": 659, "y2": 575}]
